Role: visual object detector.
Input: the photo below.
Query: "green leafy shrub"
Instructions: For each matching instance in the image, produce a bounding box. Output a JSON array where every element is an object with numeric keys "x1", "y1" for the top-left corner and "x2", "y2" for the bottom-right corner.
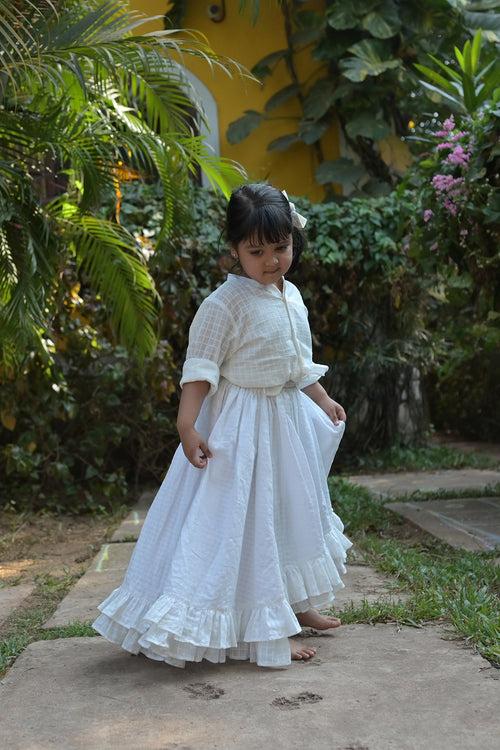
[
  {"x1": 0, "y1": 260, "x2": 178, "y2": 514},
  {"x1": 400, "y1": 100, "x2": 500, "y2": 439},
  {"x1": 1, "y1": 181, "x2": 434, "y2": 513},
  {"x1": 4, "y1": 156, "x2": 497, "y2": 514}
]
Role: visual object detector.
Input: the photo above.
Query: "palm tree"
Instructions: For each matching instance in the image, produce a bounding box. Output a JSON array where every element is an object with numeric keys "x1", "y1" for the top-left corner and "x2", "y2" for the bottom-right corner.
[{"x1": 0, "y1": 0, "x2": 249, "y2": 367}]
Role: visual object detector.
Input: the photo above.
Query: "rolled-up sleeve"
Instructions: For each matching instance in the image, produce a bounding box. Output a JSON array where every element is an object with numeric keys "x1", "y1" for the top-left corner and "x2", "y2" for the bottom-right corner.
[
  {"x1": 296, "y1": 360, "x2": 329, "y2": 390},
  {"x1": 180, "y1": 298, "x2": 235, "y2": 397}
]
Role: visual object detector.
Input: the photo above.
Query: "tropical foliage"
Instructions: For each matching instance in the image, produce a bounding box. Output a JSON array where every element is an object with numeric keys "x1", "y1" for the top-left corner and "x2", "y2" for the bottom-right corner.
[
  {"x1": 0, "y1": 0, "x2": 248, "y2": 369},
  {"x1": 228, "y1": 0, "x2": 500, "y2": 195},
  {"x1": 1, "y1": 6, "x2": 498, "y2": 515},
  {"x1": 0, "y1": 181, "x2": 430, "y2": 514},
  {"x1": 400, "y1": 30, "x2": 500, "y2": 438}
]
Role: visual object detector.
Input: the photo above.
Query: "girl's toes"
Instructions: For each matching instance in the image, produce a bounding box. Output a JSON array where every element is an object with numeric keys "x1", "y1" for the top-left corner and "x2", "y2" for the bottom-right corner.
[
  {"x1": 290, "y1": 638, "x2": 317, "y2": 660},
  {"x1": 323, "y1": 615, "x2": 341, "y2": 627}
]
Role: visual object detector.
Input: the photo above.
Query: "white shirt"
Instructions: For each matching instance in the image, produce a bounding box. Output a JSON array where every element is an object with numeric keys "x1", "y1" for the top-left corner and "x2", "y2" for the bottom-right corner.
[{"x1": 179, "y1": 272, "x2": 329, "y2": 397}]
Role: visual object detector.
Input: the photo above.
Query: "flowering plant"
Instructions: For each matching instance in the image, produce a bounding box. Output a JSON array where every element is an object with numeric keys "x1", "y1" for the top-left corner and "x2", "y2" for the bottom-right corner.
[
  {"x1": 398, "y1": 104, "x2": 500, "y2": 439},
  {"x1": 396, "y1": 29, "x2": 500, "y2": 438},
  {"x1": 402, "y1": 108, "x2": 500, "y2": 270},
  {"x1": 402, "y1": 29, "x2": 499, "y2": 272}
]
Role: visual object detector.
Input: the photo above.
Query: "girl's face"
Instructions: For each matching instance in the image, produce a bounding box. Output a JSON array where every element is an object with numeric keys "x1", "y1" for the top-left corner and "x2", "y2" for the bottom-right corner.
[{"x1": 233, "y1": 233, "x2": 293, "y2": 285}]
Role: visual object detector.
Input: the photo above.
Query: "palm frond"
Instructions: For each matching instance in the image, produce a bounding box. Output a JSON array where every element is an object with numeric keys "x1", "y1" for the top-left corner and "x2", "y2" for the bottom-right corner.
[
  {"x1": 0, "y1": 1, "x2": 255, "y2": 101},
  {"x1": 0, "y1": 207, "x2": 59, "y2": 357},
  {"x1": 52, "y1": 206, "x2": 161, "y2": 360},
  {"x1": 0, "y1": 0, "x2": 250, "y2": 367}
]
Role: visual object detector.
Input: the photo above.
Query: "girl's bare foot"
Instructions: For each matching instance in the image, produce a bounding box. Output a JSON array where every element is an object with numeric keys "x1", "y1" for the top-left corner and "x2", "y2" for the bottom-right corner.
[
  {"x1": 296, "y1": 608, "x2": 341, "y2": 630},
  {"x1": 289, "y1": 638, "x2": 317, "y2": 661}
]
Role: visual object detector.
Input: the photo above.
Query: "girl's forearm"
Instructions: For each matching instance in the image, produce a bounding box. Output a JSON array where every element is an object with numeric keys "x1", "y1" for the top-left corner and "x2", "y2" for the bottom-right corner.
[
  {"x1": 301, "y1": 380, "x2": 329, "y2": 404},
  {"x1": 177, "y1": 380, "x2": 210, "y2": 433}
]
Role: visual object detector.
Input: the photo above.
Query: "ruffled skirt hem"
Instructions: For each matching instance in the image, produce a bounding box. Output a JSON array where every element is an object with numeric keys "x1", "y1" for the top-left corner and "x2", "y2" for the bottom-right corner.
[{"x1": 92, "y1": 526, "x2": 353, "y2": 669}]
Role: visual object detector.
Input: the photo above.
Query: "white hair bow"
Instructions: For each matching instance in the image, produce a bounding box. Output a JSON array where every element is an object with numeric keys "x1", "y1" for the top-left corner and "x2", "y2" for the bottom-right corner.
[{"x1": 281, "y1": 189, "x2": 307, "y2": 229}]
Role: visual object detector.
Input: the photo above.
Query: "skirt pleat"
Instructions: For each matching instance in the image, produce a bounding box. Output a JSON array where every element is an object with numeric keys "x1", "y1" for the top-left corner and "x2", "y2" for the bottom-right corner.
[{"x1": 92, "y1": 378, "x2": 353, "y2": 668}]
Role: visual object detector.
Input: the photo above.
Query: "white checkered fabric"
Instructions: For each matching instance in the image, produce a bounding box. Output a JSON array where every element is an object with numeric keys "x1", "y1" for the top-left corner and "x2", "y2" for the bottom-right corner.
[
  {"x1": 92, "y1": 272, "x2": 353, "y2": 669},
  {"x1": 180, "y1": 273, "x2": 329, "y2": 396}
]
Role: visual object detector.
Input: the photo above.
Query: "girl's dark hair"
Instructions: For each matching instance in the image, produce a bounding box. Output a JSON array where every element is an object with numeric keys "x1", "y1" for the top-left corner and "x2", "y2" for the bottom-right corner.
[{"x1": 222, "y1": 182, "x2": 306, "y2": 276}]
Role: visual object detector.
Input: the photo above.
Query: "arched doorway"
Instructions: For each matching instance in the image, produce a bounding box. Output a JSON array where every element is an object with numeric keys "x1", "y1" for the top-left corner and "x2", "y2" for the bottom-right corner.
[{"x1": 177, "y1": 67, "x2": 220, "y2": 189}]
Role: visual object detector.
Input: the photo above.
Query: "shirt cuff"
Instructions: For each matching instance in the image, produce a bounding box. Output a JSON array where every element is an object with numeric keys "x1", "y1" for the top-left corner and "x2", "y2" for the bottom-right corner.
[
  {"x1": 180, "y1": 357, "x2": 220, "y2": 397},
  {"x1": 296, "y1": 363, "x2": 329, "y2": 390}
]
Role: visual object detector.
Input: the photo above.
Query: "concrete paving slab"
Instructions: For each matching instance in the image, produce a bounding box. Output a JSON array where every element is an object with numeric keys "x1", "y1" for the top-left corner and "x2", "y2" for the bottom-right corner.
[
  {"x1": 135, "y1": 488, "x2": 156, "y2": 510},
  {"x1": 1, "y1": 627, "x2": 498, "y2": 750},
  {"x1": 0, "y1": 583, "x2": 34, "y2": 628},
  {"x1": 386, "y1": 497, "x2": 500, "y2": 552},
  {"x1": 42, "y1": 542, "x2": 135, "y2": 629},
  {"x1": 346, "y1": 468, "x2": 500, "y2": 500},
  {"x1": 110, "y1": 489, "x2": 156, "y2": 542},
  {"x1": 110, "y1": 507, "x2": 148, "y2": 542}
]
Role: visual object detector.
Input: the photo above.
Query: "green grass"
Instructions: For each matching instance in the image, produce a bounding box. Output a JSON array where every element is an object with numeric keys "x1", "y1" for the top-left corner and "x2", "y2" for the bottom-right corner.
[
  {"x1": 357, "y1": 483, "x2": 500, "y2": 505},
  {"x1": 376, "y1": 483, "x2": 500, "y2": 503},
  {"x1": 1, "y1": 476, "x2": 499, "y2": 677},
  {"x1": 0, "y1": 569, "x2": 89, "y2": 677},
  {"x1": 328, "y1": 477, "x2": 500, "y2": 666},
  {"x1": 343, "y1": 441, "x2": 499, "y2": 474}
]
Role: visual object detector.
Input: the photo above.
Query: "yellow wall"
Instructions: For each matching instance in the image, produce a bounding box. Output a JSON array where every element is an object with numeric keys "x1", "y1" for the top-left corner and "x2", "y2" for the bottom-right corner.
[{"x1": 130, "y1": 1, "x2": 340, "y2": 201}]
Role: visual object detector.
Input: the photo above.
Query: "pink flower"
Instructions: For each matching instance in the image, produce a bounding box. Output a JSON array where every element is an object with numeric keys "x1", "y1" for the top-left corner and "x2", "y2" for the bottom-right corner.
[
  {"x1": 443, "y1": 198, "x2": 458, "y2": 216},
  {"x1": 450, "y1": 131, "x2": 468, "y2": 141},
  {"x1": 432, "y1": 175, "x2": 464, "y2": 193},
  {"x1": 449, "y1": 177, "x2": 465, "y2": 199},
  {"x1": 432, "y1": 174, "x2": 455, "y2": 191},
  {"x1": 436, "y1": 142, "x2": 454, "y2": 150},
  {"x1": 423, "y1": 209, "x2": 433, "y2": 223},
  {"x1": 443, "y1": 115, "x2": 455, "y2": 132},
  {"x1": 446, "y1": 146, "x2": 470, "y2": 166}
]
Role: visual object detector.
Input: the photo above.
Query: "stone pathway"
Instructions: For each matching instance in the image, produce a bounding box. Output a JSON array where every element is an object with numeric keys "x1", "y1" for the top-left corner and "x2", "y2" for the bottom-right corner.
[
  {"x1": 1, "y1": 626, "x2": 498, "y2": 750},
  {"x1": 2, "y1": 468, "x2": 500, "y2": 748},
  {"x1": 0, "y1": 583, "x2": 34, "y2": 629},
  {"x1": 386, "y1": 496, "x2": 500, "y2": 552},
  {"x1": 42, "y1": 542, "x2": 136, "y2": 629},
  {"x1": 346, "y1": 468, "x2": 500, "y2": 500},
  {"x1": 346, "y1": 468, "x2": 500, "y2": 554},
  {"x1": 109, "y1": 489, "x2": 154, "y2": 542}
]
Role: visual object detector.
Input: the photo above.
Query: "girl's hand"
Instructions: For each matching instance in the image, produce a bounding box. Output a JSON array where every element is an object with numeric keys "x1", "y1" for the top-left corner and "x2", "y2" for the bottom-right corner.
[
  {"x1": 317, "y1": 396, "x2": 347, "y2": 425},
  {"x1": 178, "y1": 425, "x2": 213, "y2": 469}
]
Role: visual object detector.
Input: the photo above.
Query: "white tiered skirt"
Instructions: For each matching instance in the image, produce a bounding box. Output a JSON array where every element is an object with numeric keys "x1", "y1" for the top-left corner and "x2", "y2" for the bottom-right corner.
[{"x1": 92, "y1": 377, "x2": 353, "y2": 668}]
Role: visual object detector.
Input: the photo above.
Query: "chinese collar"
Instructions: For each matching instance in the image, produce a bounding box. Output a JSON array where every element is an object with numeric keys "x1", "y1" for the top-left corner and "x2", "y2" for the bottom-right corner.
[{"x1": 227, "y1": 272, "x2": 286, "y2": 298}]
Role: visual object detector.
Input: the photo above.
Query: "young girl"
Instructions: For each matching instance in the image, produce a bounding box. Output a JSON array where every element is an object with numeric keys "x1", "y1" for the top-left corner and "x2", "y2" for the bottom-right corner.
[{"x1": 92, "y1": 182, "x2": 353, "y2": 668}]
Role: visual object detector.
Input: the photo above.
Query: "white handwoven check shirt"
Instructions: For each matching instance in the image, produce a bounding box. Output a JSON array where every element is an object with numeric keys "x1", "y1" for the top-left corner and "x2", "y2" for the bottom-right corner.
[{"x1": 180, "y1": 272, "x2": 329, "y2": 397}]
